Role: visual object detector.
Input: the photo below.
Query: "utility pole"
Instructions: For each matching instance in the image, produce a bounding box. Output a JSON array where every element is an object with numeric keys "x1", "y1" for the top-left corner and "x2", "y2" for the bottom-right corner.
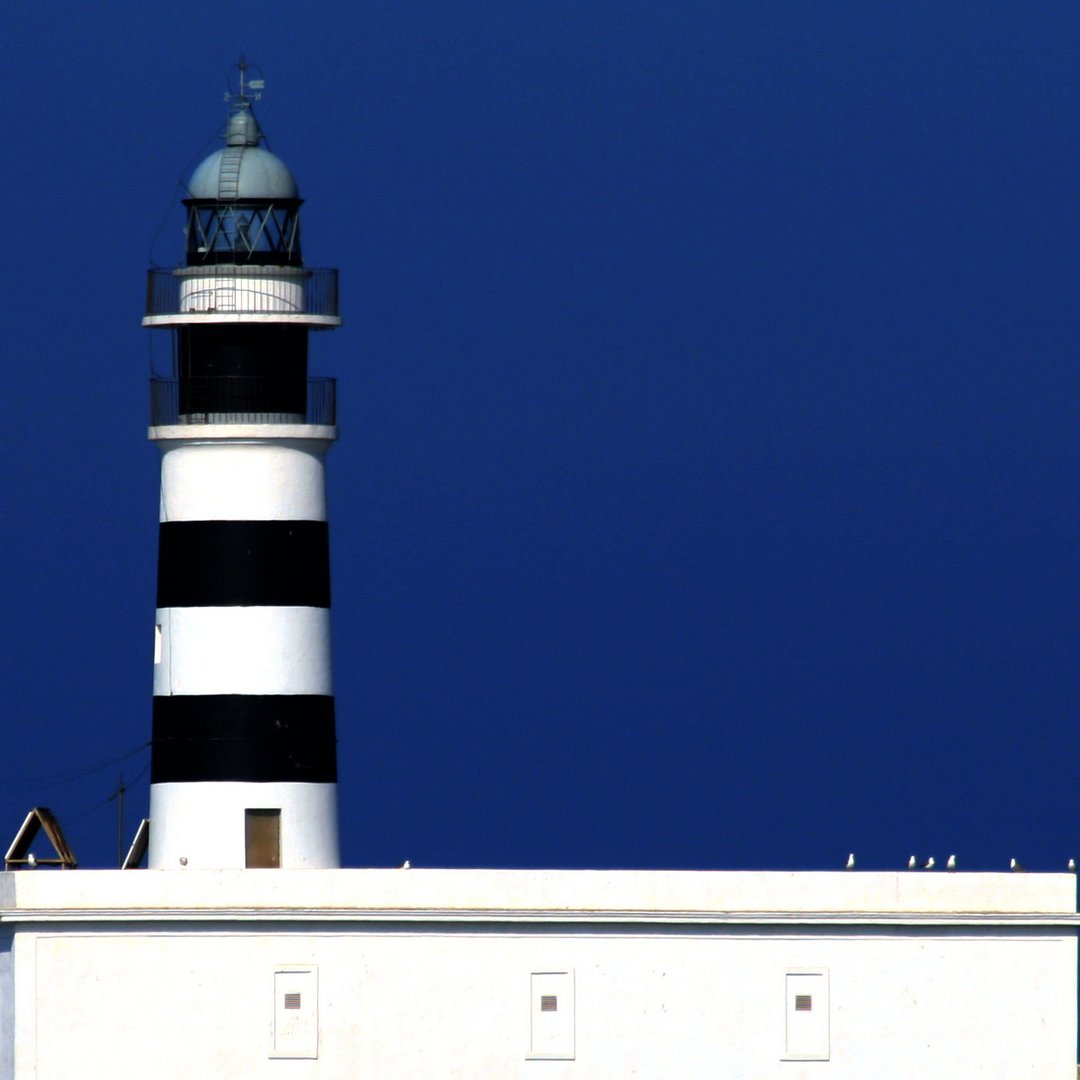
[{"x1": 108, "y1": 772, "x2": 126, "y2": 868}]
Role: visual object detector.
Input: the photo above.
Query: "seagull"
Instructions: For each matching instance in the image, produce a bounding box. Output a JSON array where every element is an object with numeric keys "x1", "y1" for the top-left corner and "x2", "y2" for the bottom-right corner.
[
  {"x1": 1010, "y1": 858, "x2": 1025, "y2": 873},
  {"x1": 845, "y1": 853, "x2": 855, "y2": 871},
  {"x1": 907, "y1": 855, "x2": 918, "y2": 870},
  {"x1": 946, "y1": 855, "x2": 957, "y2": 871},
  {"x1": 26, "y1": 853, "x2": 36, "y2": 869},
  {"x1": 400, "y1": 860, "x2": 411, "y2": 870},
  {"x1": 1068, "y1": 859, "x2": 1076, "y2": 874},
  {"x1": 923, "y1": 856, "x2": 935, "y2": 870}
]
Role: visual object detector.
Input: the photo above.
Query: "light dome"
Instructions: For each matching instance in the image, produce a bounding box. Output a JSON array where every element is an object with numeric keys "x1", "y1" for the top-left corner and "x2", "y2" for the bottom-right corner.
[{"x1": 187, "y1": 145, "x2": 299, "y2": 201}]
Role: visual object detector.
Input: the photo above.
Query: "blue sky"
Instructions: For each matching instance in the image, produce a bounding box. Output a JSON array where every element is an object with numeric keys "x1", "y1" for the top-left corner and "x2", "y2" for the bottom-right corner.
[{"x1": 3, "y1": 2, "x2": 1080, "y2": 873}]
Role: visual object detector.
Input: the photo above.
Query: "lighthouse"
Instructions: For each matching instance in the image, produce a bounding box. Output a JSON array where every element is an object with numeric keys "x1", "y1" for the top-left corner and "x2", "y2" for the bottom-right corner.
[{"x1": 143, "y1": 66, "x2": 341, "y2": 870}]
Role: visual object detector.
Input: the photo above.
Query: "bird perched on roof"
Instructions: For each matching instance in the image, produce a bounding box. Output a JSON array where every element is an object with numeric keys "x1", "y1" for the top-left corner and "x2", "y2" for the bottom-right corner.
[
  {"x1": 946, "y1": 855, "x2": 957, "y2": 871},
  {"x1": 923, "y1": 856, "x2": 935, "y2": 870},
  {"x1": 1068, "y1": 859, "x2": 1076, "y2": 874},
  {"x1": 1010, "y1": 858, "x2": 1025, "y2": 873},
  {"x1": 907, "y1": 855, "x2": 918, "y2": 870},
  {"x1": 845, "y1": 853, "x2": 855, "y2": 870},
  {"x1": 400, "y1": 859, "x2": 411, "y2": 869}
]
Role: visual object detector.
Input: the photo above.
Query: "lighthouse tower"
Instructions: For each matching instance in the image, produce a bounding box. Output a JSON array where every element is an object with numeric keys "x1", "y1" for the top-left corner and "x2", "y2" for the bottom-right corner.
[{"x1": 143, "y1": 67, "x2": 341, "y2": 870}]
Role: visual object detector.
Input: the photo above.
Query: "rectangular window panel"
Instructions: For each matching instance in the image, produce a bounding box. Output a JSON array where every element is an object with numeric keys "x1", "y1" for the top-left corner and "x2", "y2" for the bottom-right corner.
[
  {"x1": 783, "y1": 972, "x2": 829, "y2": 1061},
  {"x1": 245, "y1": 808, "x2": 280, "y2": 868},
  {"x1": 528, "y1": 971, "x2": 574, "y2": 1060},
  {"x1": 272, "y1": 969, "x2": 317, "y2": 1058}
]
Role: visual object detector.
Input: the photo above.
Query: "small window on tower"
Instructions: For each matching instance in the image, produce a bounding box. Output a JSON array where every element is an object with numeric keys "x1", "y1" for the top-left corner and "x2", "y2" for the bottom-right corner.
[{"x1": 245, "y1": 808, "x2": 281, "y2": 868}]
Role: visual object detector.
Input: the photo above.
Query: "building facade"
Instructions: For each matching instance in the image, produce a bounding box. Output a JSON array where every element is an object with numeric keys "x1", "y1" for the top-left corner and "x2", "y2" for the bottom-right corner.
[{"x1": 0, "y1": 869, "x2": 1076, "y2": 1078}]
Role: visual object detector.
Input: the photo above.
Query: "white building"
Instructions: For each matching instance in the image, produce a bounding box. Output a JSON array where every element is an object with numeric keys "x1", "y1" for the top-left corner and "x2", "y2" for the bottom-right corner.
[
  {"x1": 1, "y1": 868, "x2": 1075, "y2": 1078},
  {"x1": 1, "y1": 66, "x2": 1077, "y2": 1079}
]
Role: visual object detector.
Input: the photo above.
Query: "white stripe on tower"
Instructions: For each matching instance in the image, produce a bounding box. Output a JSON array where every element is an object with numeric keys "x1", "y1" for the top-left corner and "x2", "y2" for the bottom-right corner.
[{"x1": 143, "y1": 67, "x2": 343, "y2": 870}]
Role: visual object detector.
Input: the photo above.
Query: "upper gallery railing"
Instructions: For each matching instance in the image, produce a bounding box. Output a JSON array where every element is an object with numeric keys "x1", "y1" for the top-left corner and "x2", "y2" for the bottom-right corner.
[{"x1": 145, "y1": 266, "x2": 339, "y2": 320}]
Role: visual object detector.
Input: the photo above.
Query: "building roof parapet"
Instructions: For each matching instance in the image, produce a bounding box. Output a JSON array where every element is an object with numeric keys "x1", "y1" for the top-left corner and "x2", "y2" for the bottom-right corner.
[{"x1": 1, "y1": 868, "x2": 1075, "y2": 925}]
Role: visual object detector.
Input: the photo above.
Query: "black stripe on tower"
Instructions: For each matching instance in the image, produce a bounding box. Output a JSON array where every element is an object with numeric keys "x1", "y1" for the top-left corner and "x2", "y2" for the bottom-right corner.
[
  {"x1": 157, "y1": 521, "x2": 330, "y2": 608},
  {"x1": 151, "y1": 696, "x2": 337, "y2": 783}
]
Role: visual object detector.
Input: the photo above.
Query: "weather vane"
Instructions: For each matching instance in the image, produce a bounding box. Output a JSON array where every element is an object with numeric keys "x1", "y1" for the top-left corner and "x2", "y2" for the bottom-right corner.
[{"x1": 225, "y1": 55, "x2": 265, "y2": 103}]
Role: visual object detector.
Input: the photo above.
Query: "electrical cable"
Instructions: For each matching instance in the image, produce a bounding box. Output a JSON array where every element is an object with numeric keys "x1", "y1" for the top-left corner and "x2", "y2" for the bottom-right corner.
[{"x1": 6, "y1": 740, "x2": 150, "y2": 794}]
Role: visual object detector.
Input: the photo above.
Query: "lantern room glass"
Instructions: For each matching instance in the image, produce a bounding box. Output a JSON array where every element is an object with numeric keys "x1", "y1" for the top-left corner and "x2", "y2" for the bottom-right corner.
[{"x1": 184, "y1": 200, "x2": 302, "y2": 266}]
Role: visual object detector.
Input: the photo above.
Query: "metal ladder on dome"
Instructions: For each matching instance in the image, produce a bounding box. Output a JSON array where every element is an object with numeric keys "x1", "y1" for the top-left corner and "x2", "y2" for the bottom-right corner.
[
  {"x1": 217, "y1": 145, "x2": 243, "y2": 202},
  {"x1": 215, "y1": 146, "x2": 244, "y2": 311}
]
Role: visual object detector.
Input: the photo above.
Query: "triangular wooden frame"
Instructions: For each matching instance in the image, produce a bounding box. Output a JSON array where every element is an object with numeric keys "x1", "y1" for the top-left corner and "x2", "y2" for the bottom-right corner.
[
  {"x1": 121, "y1": 818, "x2": 150, "y2": 869},
  {"x1": 4, "y1": 807, "x2": 78, "y2": 869}
]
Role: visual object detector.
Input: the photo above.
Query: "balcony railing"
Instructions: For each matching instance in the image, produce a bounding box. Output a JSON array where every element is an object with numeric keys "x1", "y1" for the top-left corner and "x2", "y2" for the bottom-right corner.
[
  {"x1": 145, "y1": 266, "x2": 339, "y2": 320},
  {"x1": 150, "y1": 376, "x2": 336, "y2": 426}
]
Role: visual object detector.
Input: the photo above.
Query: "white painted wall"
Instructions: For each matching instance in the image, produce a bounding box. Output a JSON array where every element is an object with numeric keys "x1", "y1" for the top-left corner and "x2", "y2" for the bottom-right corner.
[
  {"x1": 11, "y1": 923, "x2": 1074, "y2": 1080},
  {"x1": 1, "y1": 870, "x2": 1075, "y2": 1080},
  {"x1": 147, "y1": 782, "x2": 339, "y2": 870},
  {"x1": 154, "y1": 606, "x2": 333, "y2": 696},
  {"x1": 0, "y1": 932, "x2": 12, "y2": 1080},
  {"x1": 178, "y1": 269, "x2": 307, "y2": 315},
  {"x1": 8, "y1": 867, "x2": 1074, "y2": 918},
  {"x1": 157, "y1": 438, "x2": 332, "y2": 522}
]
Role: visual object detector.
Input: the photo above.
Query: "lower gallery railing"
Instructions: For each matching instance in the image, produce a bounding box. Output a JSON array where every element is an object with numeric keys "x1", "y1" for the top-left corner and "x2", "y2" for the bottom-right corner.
[{"x1": 150, "y1": 376, "x2": 336, "y2": 425}]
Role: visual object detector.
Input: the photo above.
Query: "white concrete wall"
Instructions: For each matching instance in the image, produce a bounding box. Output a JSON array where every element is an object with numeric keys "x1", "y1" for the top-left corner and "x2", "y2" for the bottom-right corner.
[
  {"x1": 178, "y1": 271, "x2": 307, "y2": 316},
  {"x1": 12, "y1": 923, "x2": 1075, "y2": 1080},
  {"x1": 6, "y1": 867, "x2": 1073, "y2": 917},
  {"x1": 2, "y1": 870, "x2": 1076, "y2": 1080},
  {"x1": 154, "y1": 607, "x2": 333, "y2": 696},
  {"x1": 148, "y1": 783, "x2": 339, "y2": 870},
  {"x1": 157, "y1": 439, "x2": 331, "y2": 522},
  {"x1": 0, "y1": 933, "x2": 12, "y2": 1080}
]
